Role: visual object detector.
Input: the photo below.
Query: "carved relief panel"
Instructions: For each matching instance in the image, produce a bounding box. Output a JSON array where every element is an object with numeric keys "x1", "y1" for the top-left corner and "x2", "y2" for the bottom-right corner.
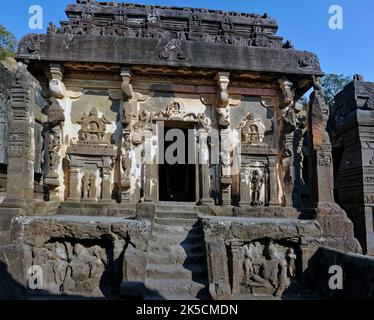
[
  {"x1": 66, "y1": 107, "x2": 117, "y2": 202},
  {"x1": 237, "y1": 112, "x2": 279, "y2": 207},
  {"x1": 228, "y1": 240, "x2": 300, "y2": 298}
]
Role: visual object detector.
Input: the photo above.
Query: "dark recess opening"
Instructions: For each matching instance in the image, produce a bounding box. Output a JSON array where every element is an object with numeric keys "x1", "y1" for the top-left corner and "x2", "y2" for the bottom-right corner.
[{"x1": 159, "y1": 125, "x2": 196, "y2": 202}]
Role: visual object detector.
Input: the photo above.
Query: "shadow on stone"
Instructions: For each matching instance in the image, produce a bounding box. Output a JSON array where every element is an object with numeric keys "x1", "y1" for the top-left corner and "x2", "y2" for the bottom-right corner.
[
  {"x1": 120, "y1": 281, "x2": 166, "y2": 300},
  {"x1": 181, "y1": 220, "x2": 211, "y2": 300}
]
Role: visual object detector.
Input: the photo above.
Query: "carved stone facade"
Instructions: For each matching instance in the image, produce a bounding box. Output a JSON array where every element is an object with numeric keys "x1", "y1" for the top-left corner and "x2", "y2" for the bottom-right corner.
[
  {"x1": 0, "y1": 1, "x2": 362, "y2": 300},
  {"x1": 330, "y1": 76, "x2": 374, "y2": 254},
  {"x1": 66, "y1": 108, "x2": 117, "y2": 203}
]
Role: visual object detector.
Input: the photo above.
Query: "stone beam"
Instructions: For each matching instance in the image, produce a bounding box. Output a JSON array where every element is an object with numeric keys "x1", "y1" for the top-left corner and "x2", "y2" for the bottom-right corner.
[{"x1": 18, "y1": 35, "x2": 324, "y2": 77}]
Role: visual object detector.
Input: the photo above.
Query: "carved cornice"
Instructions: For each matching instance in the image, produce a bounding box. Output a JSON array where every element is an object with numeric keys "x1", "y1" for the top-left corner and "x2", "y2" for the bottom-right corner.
[{"x1": 45, "y1": 1, "x2": 286, "y2": 50}]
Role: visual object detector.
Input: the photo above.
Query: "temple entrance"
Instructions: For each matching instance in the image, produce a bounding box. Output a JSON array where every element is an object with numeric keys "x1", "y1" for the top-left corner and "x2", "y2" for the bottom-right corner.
[{"x1": 158, "y1": 123, "x2": 196, "y2": 202}]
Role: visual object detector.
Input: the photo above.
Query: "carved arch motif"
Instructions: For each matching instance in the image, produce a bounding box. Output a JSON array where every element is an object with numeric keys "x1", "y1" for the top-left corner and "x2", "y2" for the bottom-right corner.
[{"x1": 238, "y1": 113, "x2": 266, "y2": 143}]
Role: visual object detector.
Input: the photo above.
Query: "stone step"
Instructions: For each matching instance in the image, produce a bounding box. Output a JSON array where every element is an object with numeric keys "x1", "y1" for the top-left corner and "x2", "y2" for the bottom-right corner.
[
  {"x1": 155, "y1": 203, "x2": 197, "y2": 212},
  {"x1": 148, "y1": 242, "x2": 205, "y2": 256},
  {"x1": 147, "y1": 263, "x2": 207, "y2": 280},
  {"x1": 154, "y1": 217, "x2": 200, "y2": 227},
  {"x1": 149, "y1": 232, "x2": 202, "y2": 244},
  {"x1": 34, "y1": 202, "x2": 60, "y2": 215},
  {"x1": 151, "y1": 223, "x2": 202, "y2": 235},
  {"x1": 144, "y1": 279, "x2": 208, "y2": 299},
  {"x1": 155, "y1": 210, "x2": 198, "y2": 219},
  {"x1": 147, "y1": 252, "x2": 206, "y2": 265}
]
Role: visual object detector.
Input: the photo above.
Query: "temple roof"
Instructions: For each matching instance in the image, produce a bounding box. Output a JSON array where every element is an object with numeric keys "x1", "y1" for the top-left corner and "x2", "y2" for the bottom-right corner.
[
  {"x1": 57, "y1": 0, "x2": 284, "y2": 49},
  {"x1": 17, "y1": 0, "x2": 323, "y2": 78}
]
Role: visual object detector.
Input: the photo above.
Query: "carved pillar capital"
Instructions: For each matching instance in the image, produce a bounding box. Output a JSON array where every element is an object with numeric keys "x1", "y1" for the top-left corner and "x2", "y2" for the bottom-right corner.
[
  {"x1": 216, "y1": 72, "x2": 230, "y2": 108},
  {"x1": 49, "y1": 63, "x2": 66, "y2": 99},
  {"x1": 278, "y1": 77, "x2": 294, "y2": 108},
  {"x1": 121, "y1": 66, "x2": 134, "y2": 100}
]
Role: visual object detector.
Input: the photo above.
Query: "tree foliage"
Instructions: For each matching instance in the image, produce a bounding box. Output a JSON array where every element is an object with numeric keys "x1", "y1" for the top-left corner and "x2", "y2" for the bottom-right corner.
[
  {"x1": 0, "y1": 24, "x2": 16, "y2": 60},
  {"x1": 322, "y1": 74, "x2": 351, "y2": 108}
]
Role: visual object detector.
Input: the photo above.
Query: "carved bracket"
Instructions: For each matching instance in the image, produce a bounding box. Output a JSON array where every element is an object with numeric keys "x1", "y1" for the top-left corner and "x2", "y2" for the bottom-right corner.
[
  {"x1": 121, "y1": 66, "x2": 134, "y2": 100},
  {"x1": 49, "y1": 63, "x2": 66, "y2": 99},
  {"x1": 216, "y1": 72, "x2": 230, "y2": 108}
]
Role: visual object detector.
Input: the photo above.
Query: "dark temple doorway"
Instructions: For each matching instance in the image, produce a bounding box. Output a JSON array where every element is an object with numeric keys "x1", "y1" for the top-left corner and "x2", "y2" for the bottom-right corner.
[{"x1": 159, "y1": 123, "x2": 196, "y2": 202}]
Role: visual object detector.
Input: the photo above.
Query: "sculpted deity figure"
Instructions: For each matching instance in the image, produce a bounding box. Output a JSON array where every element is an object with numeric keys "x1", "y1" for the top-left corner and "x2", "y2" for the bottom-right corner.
[
  {"x1": 251, "y1": 170, "x2": 264, "y2": 206},
  {"x1": 243, "y1": 242, "x2": 288, "y2": 297},
  {"x1": 82, "y1": 173, "x2": 96, "y2": 200}
]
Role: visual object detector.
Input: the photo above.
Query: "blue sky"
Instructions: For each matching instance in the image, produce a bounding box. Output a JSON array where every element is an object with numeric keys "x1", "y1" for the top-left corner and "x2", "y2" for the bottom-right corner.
[{"x1": 1, "y1": 0, "x2": 374, "y2": 81}]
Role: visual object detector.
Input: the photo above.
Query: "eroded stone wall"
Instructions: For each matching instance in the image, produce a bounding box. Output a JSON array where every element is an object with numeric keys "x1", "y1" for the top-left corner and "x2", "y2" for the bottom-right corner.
[
  {"x1": 202, "y1": 217, "x2": 323, "y2": 299},
  {"x1": 0, "y1": 216, "x2": 150, "y2": 299}
]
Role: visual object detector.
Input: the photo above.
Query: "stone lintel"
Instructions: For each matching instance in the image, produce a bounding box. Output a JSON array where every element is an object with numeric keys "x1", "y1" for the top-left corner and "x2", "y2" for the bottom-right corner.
[{"x1": 18, "y1": 35, "x2": 323, "y2": 77}]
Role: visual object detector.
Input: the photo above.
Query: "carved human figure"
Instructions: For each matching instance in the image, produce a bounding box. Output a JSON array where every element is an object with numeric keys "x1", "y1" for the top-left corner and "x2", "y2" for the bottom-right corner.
[
  {"x1": 82, "y1": 173, "x2": 96, "y2": 200},
  {"x1": 251, "y1": 170, "x2": 264, "y2": 206},
  {"x1": 243, "y1": 245, "x2": 268, "y2": 286},
  {"x1": 48, "y1": 128, "x2": 61, "y2": 174},
  {"x1": 243, "y1": 242, "x2": 287, "y2": 297},
  {"x1": 286, "y1": 248, "x2": 296, "y2": 279},
  {"x1": 260, "y1": 243, "x2": 287, "y2": 297}
]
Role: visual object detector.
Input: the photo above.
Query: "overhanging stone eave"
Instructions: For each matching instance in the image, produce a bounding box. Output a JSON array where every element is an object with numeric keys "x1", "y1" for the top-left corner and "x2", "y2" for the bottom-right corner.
[{"x1": 17, "y1": 34, "x2": 324, "y2": 77}]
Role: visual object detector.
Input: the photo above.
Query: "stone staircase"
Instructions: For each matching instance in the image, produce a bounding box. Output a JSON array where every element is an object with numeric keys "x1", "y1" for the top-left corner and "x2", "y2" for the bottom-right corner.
[{"x1": 144, "y1": 203, "x2": 210, "y2": 300}]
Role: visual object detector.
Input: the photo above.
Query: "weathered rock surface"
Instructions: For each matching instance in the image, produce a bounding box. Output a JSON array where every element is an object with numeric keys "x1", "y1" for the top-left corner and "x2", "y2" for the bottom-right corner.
[
  {"x1": 202, "y1": 216, "x2": 323, "y2": 299},
  {"x1": 0, "y1": 215, "x2": 151, "y2": 299},
  {"x1": 306, "y1": 247, "x2": 374, "y2": 299}
]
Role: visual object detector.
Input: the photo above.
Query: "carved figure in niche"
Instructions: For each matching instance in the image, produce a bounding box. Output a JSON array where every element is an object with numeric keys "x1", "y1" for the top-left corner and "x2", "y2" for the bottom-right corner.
[
  {"x1": 238, "y1": 113, "x2": 265, "y2": 144},
  {"x1": 77, "y1": 107, "x2": 110, "y2": 144},
  {"x1": 286, "y1": 248, "x2": 296, "y2": 279},
  {"x1": 82, "y1": 172, "x2": 97, "y2": 200},
  {"x1": 251, "y1": 170, "x2": 264, "y2": 206},
  {"x1": 281, "y1": 140, "x2": 293, "y2": 205},
  {"x1": 48, "y1": 128, "x2": 61, "y2": 173},
  {"x1": 121, "y1": 131, "x2": 131, "y2": 191},
  {"x1": 243, "y1": 241, "x2": 287, "y2": 297}
]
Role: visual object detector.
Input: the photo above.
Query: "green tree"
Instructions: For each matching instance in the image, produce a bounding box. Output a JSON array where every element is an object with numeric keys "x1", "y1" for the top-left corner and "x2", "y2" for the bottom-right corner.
[
  {"x1": 322, "y1": 74, "x2": 351, "y2": 108},
  {"x1": 0, "y1": 24, "x2": 16, "y2": 60}
]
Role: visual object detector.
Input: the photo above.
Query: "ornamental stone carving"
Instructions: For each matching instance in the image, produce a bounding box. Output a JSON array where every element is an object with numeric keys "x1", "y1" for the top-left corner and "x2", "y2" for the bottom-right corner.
[
  {"x1": 238, "y1": 113, "x2": 266, "y2": 144},
  {"x1": 241, "y1": 240, "x2": 298, "y2": 297},
  {"x1": 77, "y1": 107, "x2": 110, "y2": 144}
]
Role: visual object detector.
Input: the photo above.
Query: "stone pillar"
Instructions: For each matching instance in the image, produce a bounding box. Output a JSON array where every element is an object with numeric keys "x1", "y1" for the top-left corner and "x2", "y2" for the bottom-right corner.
[
  {"x1": 228, "y1": 243, "x2": 242, "y2": 296},
  {"x1": 315, "y1": 141, "x2": 334, "y2": 203},
  {"x1": 199, "y1": 129, "x2": 214, "y2": 205},
  {"x1": 4, "y1": 67, "x2": 36, "y2": 206},
  {"x1": 220, "y1": 129, "x2": 232, "y2": 206},
  {"x1": 44, "y1": 98, "x2": 64, "y2": 201},
  {"x1": 120, "y1": 67, "x2": 134, "y2": 203},
  {"x1": 44, "y1": 63, "x2": 66, "y2": 201},
  {"x1": 307, "y1": 76, "x2": 360, "y2": 253},
  {"x1": 283, "y1": 134, "x2": 294, "y2": 206},
  {"x1": 365, "y1": 207, "x2": 374, "y2": 254},
  {"x1": 67, "y1": 167, "x2": 80, "y2": 201},
  {"x1": 278, "y1": 77, "x2": 297, "y2": 207},
  {"x1": 143, "y1": 131, "x2": 154, "y2": 203},
  {"x1": 120, "y1": 130, "x2": 131, "y2": 203},
  {"x1": 101, "y1": 167, "x2": 112, "y2": 202},
  {"x1": 268, "y1": 156, "x2": 281, "y2": 207},
  {"x1": 308, "y1": 77, "x2": 335, "y2": 204},
  {"x1": 239, "y1": 169, "x2": 251, "y2": 206},
  {"x1": 205, "y1": 241, "x2": 231, "y2": 300}
]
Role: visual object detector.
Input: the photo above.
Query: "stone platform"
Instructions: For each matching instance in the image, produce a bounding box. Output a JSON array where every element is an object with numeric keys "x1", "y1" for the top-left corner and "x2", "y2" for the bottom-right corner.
[{"x1": 0, "y1": 206, "x2": 331, "y2": 300}]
